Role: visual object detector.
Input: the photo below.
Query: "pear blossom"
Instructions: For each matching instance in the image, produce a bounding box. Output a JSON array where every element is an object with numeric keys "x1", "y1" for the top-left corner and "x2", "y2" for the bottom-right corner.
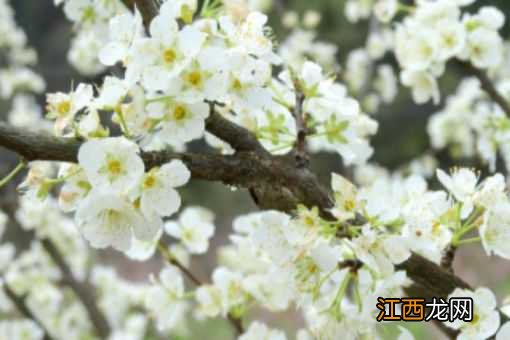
[
  {"x1": 480, "y1": 201, "x2": 510, "y2": 260},
  {"x1": 146, "y1": 99, "x2": 209, "y2": 144},
  {"x1": 437, "y1": 168, "x2": 479, "y2": 218},
  {"x1": 395, "y1": 28, "x2": 439, "y2": 72},
  {"x1": 164, "y1": 207, "x2": 215, "y2": 254},
  {"x1": 374, "y1": 0, "x2": 397, "y2": 23},
  {"x1": 445, "y1": 287, "x2": 500, "y2": 340},
  {"x1": 68, "y1": 29, "x2": 106, "y2": 76},
  {"x1": 436, "y1": 20, "x2": 466, "y2": 61},
  {"x1": 330, "y1": 173, "x2": 359, "y2": 221},
  {"x1": 464, "y1": 28, "x2": 503, "y2": 69},
  {"x1": 195, "y1": 285, "x2": 223, "y2": 318},
  {"x1": 195, "y1": 266, "x2": 249, "y2": 319},
  {"x1": 141, "y1": 21, "x2": 206, "y2": 91},
  {"x1": 178, "y1": 50, "x2": 229, "y2": 102},
  {"x1": 348, "y1": 226, "x2": 410, "y2": 276},
  {"x1": 137, "y1": 160, "x2": 190, "y2": 218},
  {"x1": 98, "y1": 10, "x2": 144, "y2": 66},
  {"x1": 8, "y1": 94, "x2": 45, "y2": 129},
  {"x1": 94, "y1": 76, "x2": 130, "y2": 110},
  {"x1": 57, "y1": 164, "x2": 91, "y2": 212},
  {"x1": 63, "y1": 0, "x2": 97, "y2": 24},
  {"x1": 158, "y1": 0, "x2": 197, "y2": 23},
  {"x1": 3, "y1": 1, "x2": 510, "y2": 338},
  {"x1": 0, "y1": 320, "x2": 44, "y2": 340},
  {"x1": 401, "y1": 70, "x2": 440, "y2": 105},
  {"x1": 78, "y1": 137, "x2": 145, "y2": 193},
  {"x1": 144, "y1": 266, "x2": 188, "y2": 331},
  {"x1": 75, "y1": 192, "x2": 159, "y2": 251},
  {"x1": 125, "y1": 229, "x2": 163, "y2": 261},
  {"x1": 239, "y1": 322, "x2": 287, "y2": 340},
  {"x1": 210, "y1": 267, "x2": 247, "y2": 316},
  {"x1": 17, "y1": 161, "x2": 56, "y2": 201},
  {"x1": 46, "y1": 83, "x2": 93, "y2": 134}
]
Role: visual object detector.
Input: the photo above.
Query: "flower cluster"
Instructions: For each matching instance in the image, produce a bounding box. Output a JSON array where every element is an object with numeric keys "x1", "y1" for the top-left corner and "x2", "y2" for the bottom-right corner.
[
  {"x1": 342, "y1": 1, "x2": 510, "y2": 172},
  {"x1": 278, "y1": 10, "x2": 339, "y2": 72},
  {"x1": 55, "y1": 0, "x2": 128, "y2": 75},
  {"x1": 394, "y1": 1, "x2": 504, "y2": 104},
  {"x1": 428, "y1": 71, "x2": 510, "y2": 172},
  {"x1": 0, "y1": 0, "x2": 46, "y2": 131},
  {"x1": 344, "y1": 1, "x2": 506, "y2": 105},
  {"x1": 3, "y1": 0, "x2": 510, "y2": 339},
  {"x1": 16, "y1": 0, "x2": 380, "y2": 257},
  {"x1": 190, "y1": 166, "x2": 510, "y2": 339}
]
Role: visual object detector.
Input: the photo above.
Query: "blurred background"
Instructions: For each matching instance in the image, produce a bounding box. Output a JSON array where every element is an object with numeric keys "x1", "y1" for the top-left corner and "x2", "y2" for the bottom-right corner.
[{"x1": 2, "y1": 0, "x2": 510, "y2": 339}]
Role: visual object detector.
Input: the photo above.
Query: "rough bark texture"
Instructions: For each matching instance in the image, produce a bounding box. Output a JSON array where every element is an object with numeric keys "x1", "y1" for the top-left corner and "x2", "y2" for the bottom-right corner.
[{"x1": 0, "y1": 120, "x2": 473, "y2": 331}]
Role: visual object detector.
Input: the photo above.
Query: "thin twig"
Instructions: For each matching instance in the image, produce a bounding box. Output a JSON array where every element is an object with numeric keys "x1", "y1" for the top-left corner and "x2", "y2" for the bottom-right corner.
[
  {"x1": 157, "y1": 241, "x2": 244, "y2": 335},
  {"x1": 41, "y1": 239, "x2": 111, "y2": 338},
  {"x1": 290, "y1": 76, "x2": 310, "y2": 166},
  {"x1": 356, "y1": 15, "x2": 378, "y2": 99},
  {"x1": 119, "y1": 0, "x2": 159, "y2": 29},
  {"x1": 1, "y1": 199, "x2": 110, "y2": 338},
  {"x1": 0, "y1": 159, "x2": 26, "y2": 189},
  {"x1": 293, "y1": 89, "x2": 307, "y2": 154},
  {"x1": 3, "y1": 281, "x2": 54, "y2": 340},
  {"x1": 157, "y1": 242, "x2": 201, "y2": 286},
  {"x1": 440, "y1": 245, "x2": 456, "y2": 272},
  {"x1": 458, "y1": 60, "x2": 510, "y2": 117}
]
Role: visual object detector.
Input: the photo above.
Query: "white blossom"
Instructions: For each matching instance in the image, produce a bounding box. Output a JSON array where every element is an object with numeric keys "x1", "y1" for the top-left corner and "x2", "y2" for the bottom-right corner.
[
  {"x1": 165, "y1": 207, "x2": 215, "y2": 254},
  {"x1": 78, "y1": 137, "x2": 145, "y2": 194},
  {"x1": 445, "y1": 287, "x2": 500, "y2": 340}
]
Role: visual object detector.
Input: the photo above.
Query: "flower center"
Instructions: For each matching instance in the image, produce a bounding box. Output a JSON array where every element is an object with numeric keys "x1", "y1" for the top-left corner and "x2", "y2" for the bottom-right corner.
[
  {"x1": 163, "y1": 48, "x2": 176, "y2": 64},
  {"x1": 107, "y1": 159, "x2": 122, "y2": 176},
  {"x1": 180, "y1": 4, "x2": 194, "y2": 24},
  {"x1": 232, "y1": 78, "x2": 242, "y2": 91},
  {"x1": 186, "y1": 71, "x2": 203, "y2": 87},
  {"x1": 57, "y1": 101, "x2": 71, "y2": 115},
  {"x1": 143, "y1": 174, "x2": 157, "y2": 189},
  {"x1": 99, "y1": 209, "x2": 126, "y2": 232},
  {"x1": 444, "y1": 34, "x2": 455, "y2": 48},
  {"x1": 173, "y1": 105, "x2": 187, "y2": 120},
  {"x1": 182, "y1": 228, "x2": 194, "y2": 242},
  {"x1": 304, "y1": 215, "x2": 315, "y2": 227},
  {"x1": 344, "y1": 199, "x2": 355, "y2": 211}
]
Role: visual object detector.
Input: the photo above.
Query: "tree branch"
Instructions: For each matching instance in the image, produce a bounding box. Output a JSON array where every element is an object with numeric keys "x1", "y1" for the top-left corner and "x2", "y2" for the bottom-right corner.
[
  {"x1": 206, "y1": 105, "x2": 268, "y2": 154},
  {"x1": 157, "y1": 241, "x2": 244, "y2": 335},
  {"x1": 397, "y1": 254, "x2": 470, "y2": 299},
  {"x1": 3, "y1": 282, "x2": 54, "y2": 340},
  {"x1": 0, "y1": 121, "x2": 471, "y2": 307},
  {"x1": 290, "y1": 87, "x2": 309, "y2": 166},
  {"x1": 41, "y1": 239, "x2": 111, "y2": 338},
  {"x1": 457, "y1": 60, "x2": 510, "y2": 117},
  {"x1": 2, "y1": 3, "x2": 490, "y2": 337},
  {"x1": 0, "y1": 122, "x2": 331, "y2": 212},
  {"x1": 119, "y1": 0, "x2": 159, "y2": 29},
  {"x1": 0, "y1": 201, "x2": 111, "y2": 338}
]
